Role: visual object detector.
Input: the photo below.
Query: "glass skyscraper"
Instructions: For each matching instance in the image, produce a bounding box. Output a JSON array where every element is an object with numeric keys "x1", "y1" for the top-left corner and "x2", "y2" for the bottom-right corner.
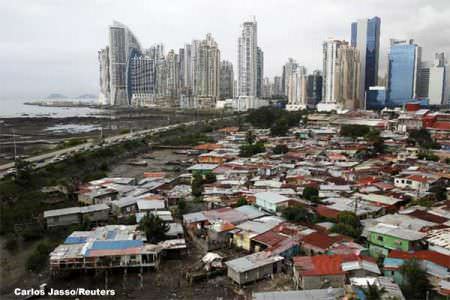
[
  {"x1": 351, "y1": 17, "x2": 381, "y2": 104},
  {"x1": 387, "y1": 39, "x2": 420, "y2": 107}
]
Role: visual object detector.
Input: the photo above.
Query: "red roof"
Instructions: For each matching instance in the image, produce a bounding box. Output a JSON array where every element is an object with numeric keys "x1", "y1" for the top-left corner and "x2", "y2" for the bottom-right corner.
[
  {"x1": 406, "y1": 210, "x2": 448, "y2": 224},
  {"x1": 427, "y1": 121, "x2": 450, "y2": 131},
  {"x1": 406, "y1": 174, "x2": 431, "y2": 183},
  {"x1": 193, "y1": 143, "x2": 221, "y2": 151},
  {"x1": 388, "y1": 250, "x2": 450, "y2": 269},
  {"x1": 316, "y1": 205, "x2": 340, "y2": 220},
  {"x1": 293, "y1": 255, "x2": 345, "y2": 276},
  {"x1": 252, "y1": 230, "x2": 288, "y2": 247},
  {"x1": 357, "y1": 176, "x2": 379, "y2": 186},
  {"x1": 302, "y1": 232, "x2": 346, "y2": 251}
]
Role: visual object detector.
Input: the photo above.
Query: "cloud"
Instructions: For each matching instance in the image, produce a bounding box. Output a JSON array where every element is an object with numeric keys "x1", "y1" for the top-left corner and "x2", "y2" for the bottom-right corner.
[{"x1": 0, "y1": 0, "x2": 449, "y2": 99}]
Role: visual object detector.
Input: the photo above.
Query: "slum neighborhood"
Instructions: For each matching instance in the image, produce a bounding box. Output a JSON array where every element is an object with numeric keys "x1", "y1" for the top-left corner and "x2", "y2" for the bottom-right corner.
[{"x1": 44, "y1": 107, "x2": 450, "y2": 299}]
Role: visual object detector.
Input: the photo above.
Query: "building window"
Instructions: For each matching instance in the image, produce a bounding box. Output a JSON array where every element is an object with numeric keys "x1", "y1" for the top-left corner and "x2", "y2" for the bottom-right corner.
[{"x1": 377, "y1": 235, "x2": 383, "y2": 242}]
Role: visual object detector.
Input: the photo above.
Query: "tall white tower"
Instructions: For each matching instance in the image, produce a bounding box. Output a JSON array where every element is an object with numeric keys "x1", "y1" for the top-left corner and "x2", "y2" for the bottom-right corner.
[{"x1": 237, "y1": 17, "x2": 258, "y2": 98}]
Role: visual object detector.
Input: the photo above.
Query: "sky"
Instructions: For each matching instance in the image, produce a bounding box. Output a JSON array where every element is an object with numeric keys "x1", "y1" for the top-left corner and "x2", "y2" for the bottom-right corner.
[{"x1": 1, "y1": 0, "x2": 450, "y2": 100}]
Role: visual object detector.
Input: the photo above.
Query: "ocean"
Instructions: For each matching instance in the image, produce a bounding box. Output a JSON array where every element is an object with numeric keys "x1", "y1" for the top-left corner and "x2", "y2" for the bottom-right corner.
[{"x1": 0, "y1": 98, "x2": 105, "y2": 118}]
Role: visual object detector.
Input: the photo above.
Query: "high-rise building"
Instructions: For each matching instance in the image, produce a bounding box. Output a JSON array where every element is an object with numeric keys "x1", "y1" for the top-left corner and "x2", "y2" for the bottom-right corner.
[
  {"x1": 194, "y1": 34, "x2": 220, "y2": 100},
  {"x1": 416, "y1": 61, "x2": 431, "y2": 99},
  {"x1": 107, "y1": 21, "x2": 142, "y2": 106},
  {"x1": 366, "y1": 86, "x2": 386, "y2": 109},
  {"x1": 237, "y1": 17, "x2": 258, "y2": 98},
  {"x1": 129, "y1": 56, "x2": 156, "y2": 106},
  {"x1": 428, "y1": 52, "x2": 448, "y2": 105},
  {"x1": 262, "y1": 77, "x2": 272, "y2": 98},
  {"x1": 287, "y1": 66, "x2": 307, "y2": 110},
  {"x1": 319, "y1": 39, "x2": 347, "y2": 110},
  {"x1": 306, "y1": 70, "x2": 322, "y2": 108},
  {"x1": 220, "y1": 61, "x2": 234, "y2": 99},
  {"x1": 282, "y1": 58, "x2": 298, "y2": 96},
  {"x1": 387, "y1": 39, "x2": 421, "y2": 107},
  {"x1": 257, "y1": 47, "x2": 264, "y2": 97},
  {"x1": 98, "y1": 47, "x2": 110, "y2": 105},
  {"x1": 273, "y1": 76, "x2": 283, "y2": 97},
  {"x1": 351, "y1": 17, "x2": 381, "y2": 102},
  {"x1": 166, "y1": 50, "x2": 179, "y2": 102},
  {"x1": 334, "y1": 44, "x2": 361, "y2": 110},
  {"x1": 145, "y1": 43, "x2": 165, "y2": 61}
]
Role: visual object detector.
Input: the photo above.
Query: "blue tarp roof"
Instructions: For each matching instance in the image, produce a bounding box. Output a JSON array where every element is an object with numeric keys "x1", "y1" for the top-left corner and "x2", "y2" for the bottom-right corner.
[
  {"x1": 90, "y1": 240, "x2": 143, "y2": 250},
  {"x1": 64, "y1": 236, "x2": 88, "y2": 244}
]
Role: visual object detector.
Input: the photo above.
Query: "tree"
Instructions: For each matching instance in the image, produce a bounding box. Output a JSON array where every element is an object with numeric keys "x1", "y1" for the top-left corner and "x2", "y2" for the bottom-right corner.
[
  {"x1": 14, "y1": 159, "x2": 34, "y2": 187},
  {"x1": 281, "y1": 205, "x2": 315, "y2": 223},
  {"x1": 138, "y1": 214, "x2": 170, "y2": 244},
  {"x1": 246, "y1": 130, "x2": 256, "y2": 145},
  {"x1": 365, "y1": 129, "x2": 384, "y2": 155},
  {"x1": 302, "y1": 186, "x2": 319, "y2": 201},
  {"x1": 361, "y1": 282, "x2": 387, "y2": 300},
  {"x1": 408, "y1": 128, "x2": 438, "y2": 149},
  {"x1": 236, "y1": 197, "x2": 248, "y2": 207},
  {"x1": 340, "y1": 124, "x2": 371, "y2": 139},
  {"x1": 336, "y1": 211, "x2": 361, "y2": 228},
  {"x1": 191, "y1": 173, "x2": 204, "y2": 197},
  {"x1": 270, "y1": 118, "x2": 289, "y2": 136},
  {"x1": 239, "y1": 141, "x2": 266, "y2": 157},
  {"x1": 26, "y1": 241, "x2": 53, "y2": 273},
  {"x1": 273, "y1": 144, "x2": 289, "y2": 155},
  {"x1": 330, "y1": 211, "x2": 362, "y2": 238},
  {"x1": 204, "y1": 173, "x2": 217, "y2": 184},
  {"x1": 399, "y1": 259, "x2": 432, "y2": 300}
]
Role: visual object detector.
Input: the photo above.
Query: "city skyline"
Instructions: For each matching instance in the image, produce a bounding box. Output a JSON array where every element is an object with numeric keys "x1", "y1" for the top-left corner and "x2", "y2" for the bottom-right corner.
[{"x1": 1, "y1": 0, "x2": 450, "y2": 99}]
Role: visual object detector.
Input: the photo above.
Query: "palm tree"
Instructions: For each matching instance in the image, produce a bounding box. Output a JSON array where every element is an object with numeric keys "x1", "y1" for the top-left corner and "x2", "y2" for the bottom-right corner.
[{"x1": 361, "y1": 282, "x2": 387, "y2": 300}]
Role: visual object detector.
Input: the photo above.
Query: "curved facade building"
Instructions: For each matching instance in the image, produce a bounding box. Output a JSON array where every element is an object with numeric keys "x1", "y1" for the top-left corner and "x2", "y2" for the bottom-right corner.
[{"x1": 107, "y1": 21, "x2": 142, "y2": 105}]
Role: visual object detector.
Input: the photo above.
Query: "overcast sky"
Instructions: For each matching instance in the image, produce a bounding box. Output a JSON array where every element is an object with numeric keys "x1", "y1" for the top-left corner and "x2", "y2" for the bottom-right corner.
[{"x1": 1, "y1": 0, "x2": 449, "y2": 100}]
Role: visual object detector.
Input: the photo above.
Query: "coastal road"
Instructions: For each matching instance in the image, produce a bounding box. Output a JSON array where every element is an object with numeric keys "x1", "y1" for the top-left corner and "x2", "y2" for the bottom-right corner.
[{"x1": 0, "y1": 117, "x2": 227, "y2": 175}]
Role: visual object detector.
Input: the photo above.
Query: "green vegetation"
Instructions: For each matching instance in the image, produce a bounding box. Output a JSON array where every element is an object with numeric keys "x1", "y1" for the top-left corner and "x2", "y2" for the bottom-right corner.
[
  {"x1": 330, "y1": 211, "x2": 362, "y2": 238},
  {"x1": 239, "y1": 141, "x2": 266, "y2": 157},
  {"x1": 138, "y1": 214, "x2": 170, "y2": 244},
  {"x1": 272, "y1": 144, "x2": 289, "y2": 155},
  {"x1": 417, "y1": 150, "x2": 439, "y2": 161},
  {"x1": 26, "y1": 240, "x2": 54, "y2": 273},
  {"x1": 281, "y1": 205, "x2": 315, "y2": 223},
  {"x1": 340, "y1": 125, "x2": 384, "y2": 155},
  {"x1": 361, "y1": 282, "x2": 386, "y2": 300},
  {"x1": 236, "y1": 197, "x2": 248, "y2": 207},
  {"x1": 191, "y1": 173, "x2": 204, "y2": 197},
  {"x1": 3, "y1": 234, "x2": 19, "y2": 252},
  {"x1": 408, "y1": 128, "x2": 439, "y2": 149},
  {"x1": 0, "y1": 139, "x2": 149, "y2": 235},
  {"x1": 55, "y1": 138, "x2": 87, "y2": 150},
  {"x1": 270, "y1": 118, "x2": 289, "y2": 136},
  {"x1": 247, "y1": 106, "x2": 307, "y2": 129},
  {"x1": 340, "y1": 124, "x2": 372, "y2": 138},
  {"x1": 302, "y1": 186, "x2": 319, "y2": 202},
  {"x1": 399, "y1": 259, "x2": 432, "y2": 300}
]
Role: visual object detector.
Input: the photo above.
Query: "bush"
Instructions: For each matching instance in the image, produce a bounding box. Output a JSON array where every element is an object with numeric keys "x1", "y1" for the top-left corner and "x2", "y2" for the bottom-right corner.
[
  {"x1": 239, "y1": 141, "x2": 265, "y2": 157},
  {"x1": 236, "y1": 197, "x2": 248, "y2": 207},
  {"x1": 273, "y1": 144, "x2": 289, "y2": 154},
  {"x1": 26, "y1": 241, "x2": 53, "y2": 273},
  {"x1": 21, "y1": 227, "x2": 44, "y2": 241},
  {"x1": 4, "y1": 235, "x2": 19, "y2": 252},
  {"x1": 270, "y1": 118, "x2": 289, "y2": 136},
  {"x1": 302, "y1": 186, "x2": 319, "y2": 201},
  {"x1": 282, "y1": 205, "x2": 315, "y2": 223}
]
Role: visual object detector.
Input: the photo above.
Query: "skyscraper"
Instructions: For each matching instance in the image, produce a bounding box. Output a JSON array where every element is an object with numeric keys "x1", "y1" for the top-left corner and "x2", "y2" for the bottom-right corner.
[
  {"x1": 416, "y1": 61, "x2": 431, "y2": 99},
  {"x1": 387, "y1": 39, "x2": 421, "y2": 107},
  {"x1": 273, "y1": 76, "x2": 283, "y2": 97},
  {"x1": 428, "y1": 52, "x2": 448, "y2": 105},
  {"x1": 351, "y1": 17, "x2": 381, "y2": 101},
  {"x1": 98, "y1": 47, "x2": 110, "y2": 105},
  {"x1": 334, "y1": 44, "x2": 361, "y2": 110},
  {"x1": 220, "y1": 61, "x2": 234, "y2": 99},
  {"x1": 237, "y1": 17, "x2": 258, "y2": 98},
  {"x1": 107, "y1": 21, "x2": 142, "y2": 106},
  {"x1": 257, "y1": 47, "x2": 264, "y2": 98},
  {"x1": 193, "y1": 34, "x2": 220, "y2": 100},
  {"x1": 287, "y1": 66, "x2": 307, "y2": 110},
  {"x1": 306, "y1": 70, "x2": 323, "y2": 108},
  {"x1": 282, "y1": 58, "x2": 298, "y2": 97},
  {"x1": 319, "y1": 39, "x2": 347, "y2": 111},
  {"x1": 129, "y1": 55, "x2": 155, "y2": 106}
]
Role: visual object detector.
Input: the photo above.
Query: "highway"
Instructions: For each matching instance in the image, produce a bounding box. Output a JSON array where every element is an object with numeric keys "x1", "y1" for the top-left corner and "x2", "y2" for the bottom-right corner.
[{"x1": 0, "y1": 118, "x2": 213, "y2": 176}]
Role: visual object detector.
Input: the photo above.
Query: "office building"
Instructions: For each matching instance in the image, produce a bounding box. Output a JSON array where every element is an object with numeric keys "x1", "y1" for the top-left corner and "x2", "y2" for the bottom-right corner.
[
  {"x1": 257, "y1": 47, "x2": 264, "y2": 98},
  {"x1": 387, "y1": 39, "x2": 421, "y2": 107},
  {"x1": 351, "y1": 17, "x2": 381, "y2": 102},
  {"x1": 273, "y1": 76, "x2": 283, "y2": 97},
  {"x1": 366, "y1": 86, "x2": 386, "y2": 110},
  {"x1": 306, "y1": 70, "x2": 323, "y2": 108},
  {"x1": 98, "y1": 47, "x2": 110, "y2": 105},
  {"x1": 318, "y1": 39, "x2": 347, "y2": 111},
  {"x1": 428, "y1": 52, "x2": 449, "y2": 105},
  {"x1": 237, "y1": 17, "x2": 258, "y2": 98},
  {"x1": 220, "y1": 61, "x2": 234, "y2": 99},
  {"x1": 107, "y1": 21, "x2": 142, "y2": 106},
  {"x1": 334, "y1": 44, "x2": 361, "y2": 110},
  {"x1": 262, "y1": 77, "x2": 272, "y2": 98},
  {"x1": 286, "y1": 66, "x2": 307, "y2": 110},
  {"x1": 129, "y1": 56, "x2": 156, "y2": 106},
  {"x1": 416, "y1": 61, "x2": 431, "y2": 99},
  {"x1": 282, "y1": 58, "x2": 298, "y2": 97}
]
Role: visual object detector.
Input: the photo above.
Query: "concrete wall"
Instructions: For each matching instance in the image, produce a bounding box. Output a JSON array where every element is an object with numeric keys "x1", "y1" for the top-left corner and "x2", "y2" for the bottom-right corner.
[
  {"x1": 301, "y1": 274, "x2": 345, "y2": 290},
  {"x1": 228, "y1": 261, "x2": 282, "y2": 285},
  {"x1": 46, "y1": 214, "x2": 80, "y2": 227}
]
